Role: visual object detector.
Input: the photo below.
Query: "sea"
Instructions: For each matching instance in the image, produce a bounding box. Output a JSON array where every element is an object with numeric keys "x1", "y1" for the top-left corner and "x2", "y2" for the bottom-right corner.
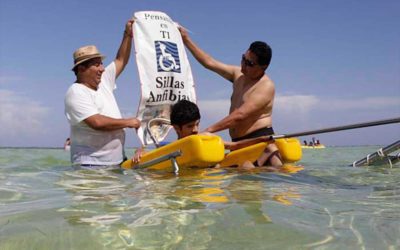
[{"x1": 0, "y1": 146, "x2": 399, "y2": 250}]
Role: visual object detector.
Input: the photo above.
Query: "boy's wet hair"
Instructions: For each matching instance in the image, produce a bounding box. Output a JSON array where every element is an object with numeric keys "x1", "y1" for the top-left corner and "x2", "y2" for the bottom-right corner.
[{"x1": 170, "y1": 100, "x2": 201, "y2": 126}]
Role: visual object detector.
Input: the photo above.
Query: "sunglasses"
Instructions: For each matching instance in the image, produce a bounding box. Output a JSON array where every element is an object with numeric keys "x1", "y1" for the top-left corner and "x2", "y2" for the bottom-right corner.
[{"x1": 241, "y1": 54, "x2": 257, "y2": 67}]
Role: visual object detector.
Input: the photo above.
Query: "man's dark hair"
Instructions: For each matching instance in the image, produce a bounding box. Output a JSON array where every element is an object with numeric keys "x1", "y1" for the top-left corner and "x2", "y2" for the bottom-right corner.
[
  {"x1": 249, "y1": 41, "x2": 272, "y2": 69},
  {"x1": 170, "y1": 100, "x2": 200, "y2": 127}
]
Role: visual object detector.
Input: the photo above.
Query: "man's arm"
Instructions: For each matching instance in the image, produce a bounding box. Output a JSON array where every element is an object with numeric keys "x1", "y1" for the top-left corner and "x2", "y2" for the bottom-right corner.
[
  {"x1": 114, "y1": 18, "x2": 134, "y2": 78},
  {"x1": 84, "y1": 114, "x2": 140, "y2": 131},
  {"x1": 179, "y1": 26, "x2": 238, "y2": 83},
  {"x1": 205, "y1": 81, "x2": 274, "y2": 133}
]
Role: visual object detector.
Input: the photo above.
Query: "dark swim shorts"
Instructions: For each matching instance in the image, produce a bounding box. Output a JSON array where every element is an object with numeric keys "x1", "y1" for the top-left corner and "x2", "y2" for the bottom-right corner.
[
  {"x1": 232, "y1": 127, "x2": 281, "y2": 167},
  {"x1": 232, "y1": 127, "x2": 275, "y2": 142}
]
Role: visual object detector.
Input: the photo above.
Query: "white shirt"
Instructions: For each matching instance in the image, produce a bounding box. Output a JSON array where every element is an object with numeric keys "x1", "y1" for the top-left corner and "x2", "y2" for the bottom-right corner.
[{"x1": 65, "y1": 62, "x2": 125, "y2": 165}]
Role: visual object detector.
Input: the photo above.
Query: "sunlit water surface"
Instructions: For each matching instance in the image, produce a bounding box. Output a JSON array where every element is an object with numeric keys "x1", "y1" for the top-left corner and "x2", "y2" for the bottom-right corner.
[{"x1": 0, "y1": 146, "x2": 399, "y2": 249}]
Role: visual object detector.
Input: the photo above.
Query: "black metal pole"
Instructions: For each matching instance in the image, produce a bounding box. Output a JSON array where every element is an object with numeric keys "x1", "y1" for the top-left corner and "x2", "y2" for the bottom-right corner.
[{"x1": 272, "y1": 117, "x2": 400, "y2": 139}]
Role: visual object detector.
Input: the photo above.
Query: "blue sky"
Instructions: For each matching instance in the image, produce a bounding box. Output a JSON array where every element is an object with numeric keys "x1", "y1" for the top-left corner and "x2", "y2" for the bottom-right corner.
[{"x1": 0, "y1": 0, "x2": 399, "y2": 147}]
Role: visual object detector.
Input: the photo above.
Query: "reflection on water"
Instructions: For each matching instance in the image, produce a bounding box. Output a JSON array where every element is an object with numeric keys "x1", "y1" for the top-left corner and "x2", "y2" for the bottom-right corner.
[
  {"x1": 53, "y1": 167, "x2": 231, "y2": 248},
  {"x1": 52, "y1": 165, "x2": 305, "y2": 248},
  {"x1": 0, "y1": 147, "x2": 399, "y2": 249}
]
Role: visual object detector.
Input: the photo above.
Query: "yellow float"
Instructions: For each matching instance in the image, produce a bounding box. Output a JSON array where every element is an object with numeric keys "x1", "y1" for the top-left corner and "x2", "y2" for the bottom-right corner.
[
  {"x1": 220, "y1": 138, "x2": 302, "y2": 168},
  {"x1": 121, "y1": 135, "x2": 225, "y2": 170},
  {"x1": 122, "y1": 135, "x2": 303, "y2": 172}
]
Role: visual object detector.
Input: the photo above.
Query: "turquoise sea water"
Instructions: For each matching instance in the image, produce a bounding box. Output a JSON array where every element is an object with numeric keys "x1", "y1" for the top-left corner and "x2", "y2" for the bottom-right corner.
[{"x1": 0, "y1": 146, "x2": 399, "y2": 249}]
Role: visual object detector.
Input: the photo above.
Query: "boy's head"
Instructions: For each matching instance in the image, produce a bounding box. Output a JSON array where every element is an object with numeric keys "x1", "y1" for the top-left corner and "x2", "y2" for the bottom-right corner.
[{"x1": 170, "y1": 100, "x2": 201, "y2": 139}]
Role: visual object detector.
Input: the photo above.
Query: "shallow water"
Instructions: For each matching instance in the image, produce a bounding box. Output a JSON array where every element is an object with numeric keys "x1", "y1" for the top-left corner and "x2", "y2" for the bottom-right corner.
[{"x1": 0, "y1": 146, "x2": 399, "y2": 249}]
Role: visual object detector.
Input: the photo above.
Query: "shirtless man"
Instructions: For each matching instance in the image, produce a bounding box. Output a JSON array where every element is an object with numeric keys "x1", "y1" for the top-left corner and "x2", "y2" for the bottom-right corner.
[{"x1": 179, "y1": 27, "x2": 282, "y2": 168}]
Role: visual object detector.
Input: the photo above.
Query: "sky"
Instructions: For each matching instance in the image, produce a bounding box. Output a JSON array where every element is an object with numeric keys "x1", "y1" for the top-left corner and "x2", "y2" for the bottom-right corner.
[{"x1": 0, "y1": 0, "x2": 399, "y2": 147}]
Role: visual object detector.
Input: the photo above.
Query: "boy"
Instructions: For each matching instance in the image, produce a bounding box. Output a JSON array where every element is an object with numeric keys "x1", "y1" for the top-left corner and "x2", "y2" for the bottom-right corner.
[{"x1": 134, "y1": 100, "x2": 281, "y2": 169}]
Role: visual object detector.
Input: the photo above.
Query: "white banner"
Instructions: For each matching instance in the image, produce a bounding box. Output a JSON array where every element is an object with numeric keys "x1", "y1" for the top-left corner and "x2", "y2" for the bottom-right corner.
[{"x1": 133, "y1": 11, "x2": 196, "y2": 146}]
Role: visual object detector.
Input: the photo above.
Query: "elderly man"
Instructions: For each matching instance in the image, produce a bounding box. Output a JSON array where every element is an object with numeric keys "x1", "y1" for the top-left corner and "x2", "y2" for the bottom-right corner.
[
  {"x1": 179, "y1": 27, "x2": 282, "y2": 168},
  {"x1": 65, "y1": 19, "x2": 140, "y2": 167}
]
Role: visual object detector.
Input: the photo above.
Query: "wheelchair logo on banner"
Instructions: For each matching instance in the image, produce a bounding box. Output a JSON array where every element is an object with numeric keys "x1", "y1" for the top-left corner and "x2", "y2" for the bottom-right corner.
[{"x1": 155, "y1": 41, "x2": 181, "y2": 73}]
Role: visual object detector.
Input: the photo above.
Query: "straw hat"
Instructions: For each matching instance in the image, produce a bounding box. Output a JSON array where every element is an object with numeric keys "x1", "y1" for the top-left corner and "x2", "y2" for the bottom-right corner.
[{"x1": 72, "y1": 45, "x2": 105, "y2": 70}]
